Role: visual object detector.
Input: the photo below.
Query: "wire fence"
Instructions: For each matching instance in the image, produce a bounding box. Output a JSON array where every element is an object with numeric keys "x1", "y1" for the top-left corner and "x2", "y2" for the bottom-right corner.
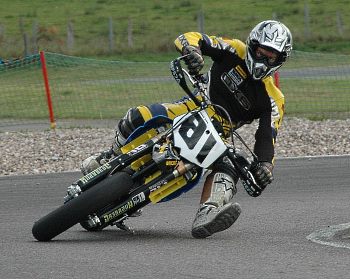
[
  {"x1": 2, "y1": 2, "x2": 350, "y2": 58},
  {"x1": 0, "y1": 50, "x2": 349, "y2": 130}
]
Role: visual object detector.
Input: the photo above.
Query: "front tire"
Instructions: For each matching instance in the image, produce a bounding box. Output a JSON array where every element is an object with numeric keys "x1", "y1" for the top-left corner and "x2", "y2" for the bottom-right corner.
[{"x1": 32, "y1": 172, "x2": 133, "y2": 241}]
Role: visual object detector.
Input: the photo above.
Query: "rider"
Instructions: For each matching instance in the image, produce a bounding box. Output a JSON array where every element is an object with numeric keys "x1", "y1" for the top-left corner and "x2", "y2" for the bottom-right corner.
[{"x1": 81, "y1": 20, "x2": 293, "y2": 238}]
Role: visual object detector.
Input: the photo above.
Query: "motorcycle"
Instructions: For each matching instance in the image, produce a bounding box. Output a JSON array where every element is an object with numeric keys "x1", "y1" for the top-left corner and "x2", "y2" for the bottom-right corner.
[{"x1": 32, "y1": 56, "x2": 261, "y2": 241}]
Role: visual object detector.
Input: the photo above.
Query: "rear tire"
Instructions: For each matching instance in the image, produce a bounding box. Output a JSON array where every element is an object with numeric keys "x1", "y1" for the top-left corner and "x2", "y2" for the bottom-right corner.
[{"x1": 32, "y1": 172, "x2": 133, "y2": 241}]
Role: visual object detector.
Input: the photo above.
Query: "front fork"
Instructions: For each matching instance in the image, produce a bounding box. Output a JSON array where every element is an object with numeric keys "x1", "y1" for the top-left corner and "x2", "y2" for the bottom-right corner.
[
  {"x1": 94, "y1": 161, "x2": 197, "y2": 228},
  {"x1": 64, "y1": 135, "x2": 162, "y2": 203}
]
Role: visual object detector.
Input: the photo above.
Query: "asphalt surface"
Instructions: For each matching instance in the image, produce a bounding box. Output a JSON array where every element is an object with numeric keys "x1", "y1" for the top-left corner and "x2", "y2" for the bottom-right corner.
[{"x1": 0, "y1": 156, "x2": 349, "y2": 279}]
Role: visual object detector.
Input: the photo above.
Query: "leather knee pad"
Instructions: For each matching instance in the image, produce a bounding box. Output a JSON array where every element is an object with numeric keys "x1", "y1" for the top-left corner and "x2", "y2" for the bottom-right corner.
[
  {"x1": 114, "y1": 107, "x2": 146, "y2": 148},
  {"x1": 113, "y1": 103, "x2": 169, "y2": 149}
]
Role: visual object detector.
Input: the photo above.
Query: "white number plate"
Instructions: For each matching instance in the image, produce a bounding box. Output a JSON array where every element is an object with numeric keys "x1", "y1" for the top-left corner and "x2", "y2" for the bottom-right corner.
[{"x1": 173, "y1": 110, "x2": 227, "y2": 168}]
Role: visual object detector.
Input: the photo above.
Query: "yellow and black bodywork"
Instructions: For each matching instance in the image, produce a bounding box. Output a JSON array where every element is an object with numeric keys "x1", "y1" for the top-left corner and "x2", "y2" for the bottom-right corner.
[{"x1": 120, "y1": 125, "x2": 200, "y2": 204}]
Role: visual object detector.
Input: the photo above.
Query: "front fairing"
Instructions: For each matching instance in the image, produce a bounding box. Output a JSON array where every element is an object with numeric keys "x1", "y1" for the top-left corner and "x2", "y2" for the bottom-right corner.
[{"x1": 173, "y1": 109, "x2": 227, "y2": 169}]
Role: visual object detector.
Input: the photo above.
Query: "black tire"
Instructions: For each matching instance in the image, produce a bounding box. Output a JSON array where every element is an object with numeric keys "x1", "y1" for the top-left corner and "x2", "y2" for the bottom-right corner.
[{"x1": 32, "y1": 172, "x2": 133, "y2": 241}]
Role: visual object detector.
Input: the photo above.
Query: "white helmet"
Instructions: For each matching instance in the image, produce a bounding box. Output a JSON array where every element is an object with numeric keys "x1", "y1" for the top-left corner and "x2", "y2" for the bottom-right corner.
[{"x1": 245, "y1": 20, "x2": 293, "y2": 80}]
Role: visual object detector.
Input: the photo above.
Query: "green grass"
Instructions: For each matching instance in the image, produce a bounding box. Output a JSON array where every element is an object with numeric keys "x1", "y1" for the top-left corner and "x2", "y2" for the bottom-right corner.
[
  {"x1": 1, "y1": 0, "x2": 350, "y2": 58},
  {"x1": 281, "y1": 78, "x2": 350, "y2": 119},
  {"x1": 1, "y1": 51, "x2": 350, "y2": 121},
  {"x1": 2, "y1": 1, "x2": 350, "y2": 124}
]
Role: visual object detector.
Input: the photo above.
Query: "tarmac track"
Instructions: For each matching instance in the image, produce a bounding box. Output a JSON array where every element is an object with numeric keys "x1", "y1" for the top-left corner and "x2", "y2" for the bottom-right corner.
[{"x1": 0, "y1": 156, "x2": 349, "y2": 279}]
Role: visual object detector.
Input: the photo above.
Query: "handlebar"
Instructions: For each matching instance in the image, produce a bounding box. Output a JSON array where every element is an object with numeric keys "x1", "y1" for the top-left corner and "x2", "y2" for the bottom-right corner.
[{"x1": 170, "y1": 57, "x2": 203, "y2": 108}]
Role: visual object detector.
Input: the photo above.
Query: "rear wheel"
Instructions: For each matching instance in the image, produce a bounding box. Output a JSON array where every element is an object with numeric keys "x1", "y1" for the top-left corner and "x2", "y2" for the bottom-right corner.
[{"x1": 32, "y1": 172, "x2": 133, "y2": 241}]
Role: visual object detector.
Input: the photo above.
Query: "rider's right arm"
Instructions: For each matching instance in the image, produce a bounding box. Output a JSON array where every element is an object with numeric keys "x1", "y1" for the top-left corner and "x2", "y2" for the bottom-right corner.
[{"x1": 174, "y1": 32, "x2": 246, "y2": 61}]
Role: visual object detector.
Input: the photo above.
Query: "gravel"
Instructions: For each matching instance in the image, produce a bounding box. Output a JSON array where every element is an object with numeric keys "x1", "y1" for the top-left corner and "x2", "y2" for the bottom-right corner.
[{"x1": 1, "y1": 117, "x2": 349, "y2": 176}]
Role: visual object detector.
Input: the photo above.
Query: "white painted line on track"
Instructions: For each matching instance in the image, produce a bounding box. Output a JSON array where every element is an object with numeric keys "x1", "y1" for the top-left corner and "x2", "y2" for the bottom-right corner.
[{"x1": 306, "y1": 223, "x2": 350, "y2": 250}]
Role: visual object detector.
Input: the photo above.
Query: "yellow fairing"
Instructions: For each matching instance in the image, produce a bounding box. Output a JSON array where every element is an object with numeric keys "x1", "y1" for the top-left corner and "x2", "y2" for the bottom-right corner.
[
  {"x1": 149, "y1": 175, "x2": 188, "y2": 204},
  {"x1": 120, "y1": 127, "x2": 189, "y2": 204},
  {"x1": 144, "y1": 170, "x2": 162, "y2": 185},
  {"x1": 120, "y1": 128, "x2": 158, "y2": 171},
  {"x1": 119, "y1": 127, "x2": 189, "y2": 203}
]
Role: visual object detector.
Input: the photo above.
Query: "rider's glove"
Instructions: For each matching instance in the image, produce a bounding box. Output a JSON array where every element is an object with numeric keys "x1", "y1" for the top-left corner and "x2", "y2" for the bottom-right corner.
[
  {"x1": 182, "y1": 45, "x2": 204, "y2": 75},
  {"x1": 247, "y1": 162, "x2": 274, "y2": 197}
]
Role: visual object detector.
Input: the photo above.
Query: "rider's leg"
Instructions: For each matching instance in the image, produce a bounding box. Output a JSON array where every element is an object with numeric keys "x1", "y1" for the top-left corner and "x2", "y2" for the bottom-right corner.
[
  {"x1": 191, "y1": 159, "x2": 241, "y2": 238},
  {"x1": 81, "y1": 106, "x2": 152, "y2": 175},
  {"x1": 80, "y1": 101, "x2": 195, "y2": 175}
]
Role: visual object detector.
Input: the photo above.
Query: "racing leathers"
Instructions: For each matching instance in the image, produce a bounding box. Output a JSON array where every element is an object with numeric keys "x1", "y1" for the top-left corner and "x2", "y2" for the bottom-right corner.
[{"x1": 174, "y1": 32, "x2": 284, "y2": 165}]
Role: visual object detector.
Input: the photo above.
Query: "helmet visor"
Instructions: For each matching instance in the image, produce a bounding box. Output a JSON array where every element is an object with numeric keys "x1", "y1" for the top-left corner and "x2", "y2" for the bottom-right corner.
[{"x1": 248, "y1": 42, "x2": 284, "y2": 67}]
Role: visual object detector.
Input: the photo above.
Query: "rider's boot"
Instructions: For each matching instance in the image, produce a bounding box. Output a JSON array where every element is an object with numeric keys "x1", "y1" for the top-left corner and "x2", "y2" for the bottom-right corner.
[
  {"x1": 81, "y1": 105, "x2": 156, "y2": 175},
  {"x1": 80, "y1": 148, "x2": 118, "y2": 175},
  {"x1": 80, "y1": 119, "x2": 129, "y2": 175},
  {"x1": 191, "y1": 170, "x2": 241, "y2": 238}
]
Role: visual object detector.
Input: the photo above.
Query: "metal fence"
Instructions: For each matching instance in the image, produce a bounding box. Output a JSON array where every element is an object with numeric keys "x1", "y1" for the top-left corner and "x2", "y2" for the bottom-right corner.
[{"x1": 0, "y1": 50, "x2": 349, "y2": 131}]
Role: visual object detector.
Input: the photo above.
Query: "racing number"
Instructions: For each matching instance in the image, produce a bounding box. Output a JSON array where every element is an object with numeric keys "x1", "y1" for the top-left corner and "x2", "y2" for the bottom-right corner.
[
  {"x1": 178, "y1": 114, "x2": 216, "y2": 163},
  {"x1": 196, "y1": 134, "x2": 216, "y2": 163},
  {"x1": 179, "y1": 114, "x2": 206, "y2": 149}
]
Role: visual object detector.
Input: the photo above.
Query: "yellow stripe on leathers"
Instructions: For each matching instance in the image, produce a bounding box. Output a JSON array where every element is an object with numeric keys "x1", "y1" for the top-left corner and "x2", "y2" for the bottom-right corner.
[
  {"x1": 137, "y1": 105, "x2": 153, "y2": 122},
  {"x1": 262, "y1": 76, "x2": 285, "y2": 165},
  {"x1": 262, "y1": 76, "x2": 285, "y2": 131}
]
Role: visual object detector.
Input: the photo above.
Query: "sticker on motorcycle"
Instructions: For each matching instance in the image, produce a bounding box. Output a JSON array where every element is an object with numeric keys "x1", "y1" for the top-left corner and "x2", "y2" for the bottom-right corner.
[{"x1": 173, "y1": 110, "x2": 227, "y2": 168}]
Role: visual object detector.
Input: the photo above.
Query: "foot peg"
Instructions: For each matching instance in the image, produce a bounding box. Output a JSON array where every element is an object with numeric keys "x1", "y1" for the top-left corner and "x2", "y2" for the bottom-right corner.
[{"x1": 114, "y1": 221, "x2": 135, "y2": 234}]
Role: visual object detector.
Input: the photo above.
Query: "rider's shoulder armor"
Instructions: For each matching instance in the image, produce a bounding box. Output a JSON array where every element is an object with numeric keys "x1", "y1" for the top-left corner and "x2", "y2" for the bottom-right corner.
[{"x1": 215, "y1": 37, "x2": 246, "y2": 60}]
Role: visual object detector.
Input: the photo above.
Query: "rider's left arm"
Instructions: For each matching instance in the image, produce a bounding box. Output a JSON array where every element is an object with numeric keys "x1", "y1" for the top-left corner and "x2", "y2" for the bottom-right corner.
[
  {"x1": 174, "y1": 32, "x2": 245, "y2": 62},
  {"x1": 255, "y1": 77, "x2": 285, "y2": 165}
]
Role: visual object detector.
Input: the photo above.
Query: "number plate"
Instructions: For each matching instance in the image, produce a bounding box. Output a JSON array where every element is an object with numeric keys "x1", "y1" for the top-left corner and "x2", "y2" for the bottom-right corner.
[{"x1": 173, "y1": 110, "x2": 227, "y2": 168}]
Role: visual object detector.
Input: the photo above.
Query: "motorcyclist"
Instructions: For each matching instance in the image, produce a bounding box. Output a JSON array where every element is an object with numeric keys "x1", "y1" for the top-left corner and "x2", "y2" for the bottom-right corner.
[{"x1": 81, "y1": 20, "x2": 293, "y2": 238}]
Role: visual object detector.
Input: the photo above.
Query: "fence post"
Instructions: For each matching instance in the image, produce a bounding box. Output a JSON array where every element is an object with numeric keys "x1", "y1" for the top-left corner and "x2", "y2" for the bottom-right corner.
[
  {"x1": 336, "y1": 11, "x2": 344, "y2": 37},
  {"x1": 109, "y1": 17, "x2": 115, "y2": 53},
  {"x1": 197, "y1": 8, "x2": 204, "y2": 33},
  {"x1": 304, "y1": 3, "x2": 311, "y2": 39},
  {"x1": 39, "y1": 51, "x2": 56, "y2": 129},
  {"x1": 0, "y1": 24, "x2": 4, "y2": 41},
  {"x1": 67, "y1": 20, "x2": 74, "y2": 52},
  {"x1": 32, "y1": 20, "x2": 38, "y2": 53},
  {"x1": 19, "y1": 17, "x2": 29, "y2": 56},
  {"x1": 128, "y1": 17, "x2": 133, "y2": 48},
  {"x1": 272, "y1": 12, "x2": 277, "y2": 20}
]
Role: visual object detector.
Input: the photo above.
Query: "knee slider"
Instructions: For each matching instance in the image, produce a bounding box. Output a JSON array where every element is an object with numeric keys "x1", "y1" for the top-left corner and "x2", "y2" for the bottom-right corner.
[{"x1": 114, "y1": 107, "x2": 146, "y2": 148}]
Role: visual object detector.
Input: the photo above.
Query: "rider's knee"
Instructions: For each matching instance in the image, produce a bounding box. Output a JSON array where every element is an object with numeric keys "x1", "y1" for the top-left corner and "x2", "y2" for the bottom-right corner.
[{"x1": 114, "y1": 106, "x2": 148, "y2": 148}]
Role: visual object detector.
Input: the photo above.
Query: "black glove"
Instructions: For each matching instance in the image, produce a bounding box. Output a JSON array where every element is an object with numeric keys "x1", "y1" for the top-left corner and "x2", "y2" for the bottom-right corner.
[
  {"x1": 246, "y1": 162, "x2": 274, "y2": 197},
  {"x1": 182, "y1": 45, "x2": 204, "y2": 75}
]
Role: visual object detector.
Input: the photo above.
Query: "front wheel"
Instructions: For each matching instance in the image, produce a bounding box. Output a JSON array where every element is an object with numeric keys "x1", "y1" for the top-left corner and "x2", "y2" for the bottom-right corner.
[
  {"x1": 79, "y1": 219, "x2": 105, "y2": 232},
  {"x1": 32, "y1": 172, "x2": 133, "y2": 241}
]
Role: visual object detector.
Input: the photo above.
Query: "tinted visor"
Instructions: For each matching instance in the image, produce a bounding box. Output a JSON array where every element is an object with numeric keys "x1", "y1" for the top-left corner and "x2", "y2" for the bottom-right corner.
[{"x1": 248, "y1": 42, "x2": 284, "y2": 67}]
